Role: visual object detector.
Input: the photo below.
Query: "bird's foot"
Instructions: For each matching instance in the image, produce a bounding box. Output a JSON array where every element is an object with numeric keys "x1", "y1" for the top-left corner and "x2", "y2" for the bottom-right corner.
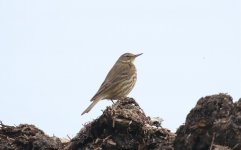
[
  {"x1": 118, "y1": 97, "x2": 140, "y2": 107},
  {"x1": 110, "y1": 99, "x2": 115, "y2": 104}
]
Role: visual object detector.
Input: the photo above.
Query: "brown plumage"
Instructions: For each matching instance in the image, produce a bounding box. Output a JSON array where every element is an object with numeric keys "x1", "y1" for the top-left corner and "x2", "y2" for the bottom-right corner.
[{"x1": 81, "y1": 53, "x2": 142, "y2": 115}]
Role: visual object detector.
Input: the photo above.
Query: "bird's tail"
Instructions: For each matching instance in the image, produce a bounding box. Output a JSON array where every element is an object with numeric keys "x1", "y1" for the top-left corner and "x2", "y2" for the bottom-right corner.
[{"x1": 81, "y1": 99, "x2": 100, "y2": 115}]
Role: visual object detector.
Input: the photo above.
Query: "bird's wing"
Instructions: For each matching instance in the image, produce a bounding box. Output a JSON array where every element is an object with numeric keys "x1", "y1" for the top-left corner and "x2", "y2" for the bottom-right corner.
[{"x1": 90, "y1": 63, "x2": 129, "y2": 101}]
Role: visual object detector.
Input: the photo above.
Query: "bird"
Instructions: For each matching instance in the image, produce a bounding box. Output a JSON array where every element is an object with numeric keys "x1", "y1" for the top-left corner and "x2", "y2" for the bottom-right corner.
[{"x1": 81, "y1": 53, "x2": 142, "y2": 115}]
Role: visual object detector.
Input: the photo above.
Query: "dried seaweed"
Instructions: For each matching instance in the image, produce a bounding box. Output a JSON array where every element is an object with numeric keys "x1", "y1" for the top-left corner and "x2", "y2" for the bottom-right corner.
[
  {"x1": 0, "y1": 122, "x2": 62, "y2": 150},
  {"x1": 1, "y1": 94, "x2": 241, "y2": 150},
  {"x1": 174, "y1": 93, "x2": 241, "y2": 150},
  {"x1": 65, "y1": 98, "x2": 175, "y2": 150}
]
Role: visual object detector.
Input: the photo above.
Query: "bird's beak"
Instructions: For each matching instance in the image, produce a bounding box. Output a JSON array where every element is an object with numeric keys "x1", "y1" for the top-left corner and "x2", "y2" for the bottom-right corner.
[{"x1": 134, "y1": 53, "x2": 143, "y2": 58}]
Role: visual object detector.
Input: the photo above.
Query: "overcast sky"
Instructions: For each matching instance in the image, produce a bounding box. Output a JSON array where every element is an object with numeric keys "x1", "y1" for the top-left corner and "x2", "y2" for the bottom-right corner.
[{"x1": 0, "y1": 0, "x2": 240, "y2": 137}]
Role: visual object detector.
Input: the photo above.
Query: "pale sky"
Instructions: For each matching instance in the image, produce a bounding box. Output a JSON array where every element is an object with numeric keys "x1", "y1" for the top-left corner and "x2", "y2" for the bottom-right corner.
[{"x1": 0, "y1": 0, "x2": 240, "y2": 137}]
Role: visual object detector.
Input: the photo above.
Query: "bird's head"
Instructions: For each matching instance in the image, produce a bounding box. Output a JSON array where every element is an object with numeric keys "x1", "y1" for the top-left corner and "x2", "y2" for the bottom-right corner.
[{"x1": 118, "y1": 53, "x2": 143, "y2": 63}]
